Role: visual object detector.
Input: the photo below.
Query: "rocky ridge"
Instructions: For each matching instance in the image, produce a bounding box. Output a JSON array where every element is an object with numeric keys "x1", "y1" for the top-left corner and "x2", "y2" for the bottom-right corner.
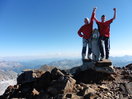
[{"x1": 0, "y1": 61, "x2": 132, "y2": 99}]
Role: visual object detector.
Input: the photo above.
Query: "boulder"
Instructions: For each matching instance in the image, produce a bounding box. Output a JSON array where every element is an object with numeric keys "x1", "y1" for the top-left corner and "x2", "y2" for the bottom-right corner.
[
  {"x1": 32, "y1": 70, "x2": 45, "y2": 78},
  {"x1": 95, "y1": 65, "x2": 115, "y2": 74},
  {"x1": 84, "y1": 92, "x2": 98, "y2": 99},
  {"x1": 121, "y1": 69, "x2": 132, "y2": 81},
  {"x1": 95, "y1": 59, "x2": 112, "y2": 67},
  {"x1": 125, "y1": 63, "x2": 132, "y2": 70},
  {"x1": 73, "y1": 69, "x2": 114, "y2": 84},
  {"x1": 32, "y1": 88, "x2": 40, "y2": 96},
  {"x1": 81, "y1": 61, "x2": 95, "y2": 71},
  {"x1": 17, "y1": 70, "x2": 45, "y2": 84},
  {"x1": 2, "y1": 85, "x2": 15, "y2": 98},
  {"x1": 35, "y1": 91, "x2": 49, "y2": 99},
  {"x1": 17, "y1": 70, "x2": 34, "y2": 84},
  {"x1": 51, "y1": 68, "x2": 65, "y2": 80},
  {"x1": 63, "y1": 76, "x2": 76, "y2": 93},
  {"x1": 82, "y1": 87, "x2": 96, "y2": 96},
  {"x1": 125, "y1": 82, "x2": 132, "y2": 96},
  {"x1": 70, "y1": 59, "x2": 114, "y2": 75},
  {"x1": 48, "y1": 76, "x2": 76, "y2": 96},
  {"x1": 47, "y1": 87, "x2": 58, "y2": 96},
  {"x1": 35, "y1": 71, "x2": 52, "y2": 90},
  {"x1": 2, "y1": 63, "x2": 132, "y2": 99},
  {"x1": 98, "y1": 85, "x2": 109, "y2": 91},
  {"x1": 68, "y1": 66, "x2": 81, "y2": 74},
  {"x1": 65, "y1": 93, "x2": 83, "y2": 99}
]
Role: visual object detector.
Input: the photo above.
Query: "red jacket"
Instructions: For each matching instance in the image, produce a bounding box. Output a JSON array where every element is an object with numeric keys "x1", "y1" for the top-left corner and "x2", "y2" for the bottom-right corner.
[
  {"x1": 78, "y1": 11, "x2": 95, "y2": 39},
  {"x1": 96, "y1": 19, "x2": 113, "y2": 37}
]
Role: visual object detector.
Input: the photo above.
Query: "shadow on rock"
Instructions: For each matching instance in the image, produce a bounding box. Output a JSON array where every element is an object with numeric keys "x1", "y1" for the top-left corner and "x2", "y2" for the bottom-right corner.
[{"x1": 73, "y1": 69, "x2": 114, "y2": 84}]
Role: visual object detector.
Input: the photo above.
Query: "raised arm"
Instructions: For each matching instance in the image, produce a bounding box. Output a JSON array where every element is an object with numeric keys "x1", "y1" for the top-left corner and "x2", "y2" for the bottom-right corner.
[
  {"x1": 113, "y1": 8, "x2": 116, "y2": 20},
  {"x1": 90, "y1": 8, "x2": 96, "y2": 22},
  {"x1": 93, "y1": 7, "x2": 100, "y2": 23},
  {"x1": 94, "y1": 16, "x2": 99, "y2": 23}
]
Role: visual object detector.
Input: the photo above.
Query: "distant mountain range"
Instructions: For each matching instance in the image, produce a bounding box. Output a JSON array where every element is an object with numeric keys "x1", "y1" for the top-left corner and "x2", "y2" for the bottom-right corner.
[
  {"x1": 47, "y1": 59, "x2": 82, "y2": 69},
  {"x1": 0, "y1": 55, "x2": 132, "y2": 95},
  {"x1": 0, "y1": 61, "x2": 22, "y2": 69},
  {"x1": 0, "y1": 55, "x2": 132, "y2": 72},
  {"x1": 0, "y1": 61, "x2": 26, "y2": 73},
  {"x1": 110, "y1": 55, "x2": 132, "y2": 67},
  {"x1": 47, "y1": 56, "x2": 132, "y2": 69}
]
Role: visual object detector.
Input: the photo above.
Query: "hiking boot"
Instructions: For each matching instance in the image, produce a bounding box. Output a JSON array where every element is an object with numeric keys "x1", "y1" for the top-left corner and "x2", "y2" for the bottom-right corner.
[
  {"x1": 82, "y1": 54, "x2": 86, "y2": 60},
  {"x1": 88, "y1": 54, "x2": 92, "y2": 60},
  {"x1": 106, "y1": 56, "x2": 109, "y2": 60},
  {"x1": 106, "y1": 57, "x2": 109, "y2": 60},
  {"x1": 100, "y1": 57, "x2": 104, "y2": 61}
]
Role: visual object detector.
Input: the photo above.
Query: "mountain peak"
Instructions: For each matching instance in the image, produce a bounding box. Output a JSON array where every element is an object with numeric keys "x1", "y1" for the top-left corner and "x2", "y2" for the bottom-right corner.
[{"x1": 0, "y1": 62, "x2": 132, "y2": 99}]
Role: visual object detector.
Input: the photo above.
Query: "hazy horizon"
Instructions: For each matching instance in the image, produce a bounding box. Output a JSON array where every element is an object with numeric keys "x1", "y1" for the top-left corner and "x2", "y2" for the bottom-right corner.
[{"x1": 0, "y1": 54, "x2": 132, "y2": 61}]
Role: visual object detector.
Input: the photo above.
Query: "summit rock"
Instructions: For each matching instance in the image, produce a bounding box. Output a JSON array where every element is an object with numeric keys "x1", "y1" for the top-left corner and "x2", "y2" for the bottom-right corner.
[{"x1": 0, "y1": 62, "x2": 132, "y2": 99}]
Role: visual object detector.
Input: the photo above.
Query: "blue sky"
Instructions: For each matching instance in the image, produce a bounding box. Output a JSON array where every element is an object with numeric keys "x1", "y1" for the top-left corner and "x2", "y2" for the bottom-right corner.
[{"x1": 0, "y1": 0, "x2": 132, "y2": 58}]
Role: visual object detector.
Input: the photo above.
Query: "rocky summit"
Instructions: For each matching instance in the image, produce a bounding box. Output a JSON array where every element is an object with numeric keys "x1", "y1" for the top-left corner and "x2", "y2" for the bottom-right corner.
[{"x1": 0, "y1": 60, "x2": 132, "y2": 99}]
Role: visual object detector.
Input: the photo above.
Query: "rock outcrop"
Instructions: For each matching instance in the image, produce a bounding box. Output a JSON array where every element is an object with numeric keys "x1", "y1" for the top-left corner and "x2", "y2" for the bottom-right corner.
[{"x1": 0, "y1": 61, "x2": 132, "y2": 99}]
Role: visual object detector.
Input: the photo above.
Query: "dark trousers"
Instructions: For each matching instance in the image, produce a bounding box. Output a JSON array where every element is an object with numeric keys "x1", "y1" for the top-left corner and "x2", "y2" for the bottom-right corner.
[
  {"x1": 82, "y1": 47, "x2": 92, "y2": 55},
  {"x1": 99, "y1": 36, "x2": 110, "y2": 59}
]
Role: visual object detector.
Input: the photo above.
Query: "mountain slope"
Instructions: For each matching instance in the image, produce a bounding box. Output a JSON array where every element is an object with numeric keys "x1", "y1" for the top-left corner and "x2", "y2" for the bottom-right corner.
[
  {"x1": 0, "y1": 63, "x2": 132, "y2": 99},
  {"x1": 0, "y1": 70, "x2": 17, "y2": 95}
]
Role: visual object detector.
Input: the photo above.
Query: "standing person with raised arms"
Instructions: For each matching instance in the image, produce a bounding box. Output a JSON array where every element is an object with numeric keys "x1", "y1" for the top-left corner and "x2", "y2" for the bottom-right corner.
[
  {"x1": 94, "y1": 8, "x2": 116, "y2": 60},
  {"x1": 78, "y1": 8, "x2": 96, "y2": 61}
]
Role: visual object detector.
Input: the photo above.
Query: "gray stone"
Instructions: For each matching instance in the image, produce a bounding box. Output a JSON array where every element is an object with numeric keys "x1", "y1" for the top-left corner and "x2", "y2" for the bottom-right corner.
[
  {"x1": 82, "y1": 87, "x2": 96, "y2": 96},
  {"x1": 48, "y1": 76, "x2": 76, "y2": 96},
  {"x1": 91, "y1": 28, "x2": 100, "y2": 61},
  {"x1": 125, "y1": 82, "x2": 132, "y2": 96},
  {"x1": 95, "y1": 59, "x2": 112, "y2": 67},
  {"x1": 95, "y1": 65, "x2": 115, "y2": 74},
  {"x1": 17, "y1": 71, "x2": 34, "y2": 84},
  {"x1": 81, "y1": 61, "x2": 95, "y2": 71},
  {"x1": 63, "y1": 76, "x2": 76, "y2": 93},
  {"x1": 69, "y1": 66, "x2": 81, "y2": 74}
]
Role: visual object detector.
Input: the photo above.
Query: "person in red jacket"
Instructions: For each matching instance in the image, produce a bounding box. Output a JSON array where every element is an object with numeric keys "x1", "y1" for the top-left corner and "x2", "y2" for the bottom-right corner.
[
  {"x1": 94, "y1": 8, "x2": 116, "y2": 60},
  {"x1": 78, "y1": 8, "x2": 96, "y2": 60}
]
